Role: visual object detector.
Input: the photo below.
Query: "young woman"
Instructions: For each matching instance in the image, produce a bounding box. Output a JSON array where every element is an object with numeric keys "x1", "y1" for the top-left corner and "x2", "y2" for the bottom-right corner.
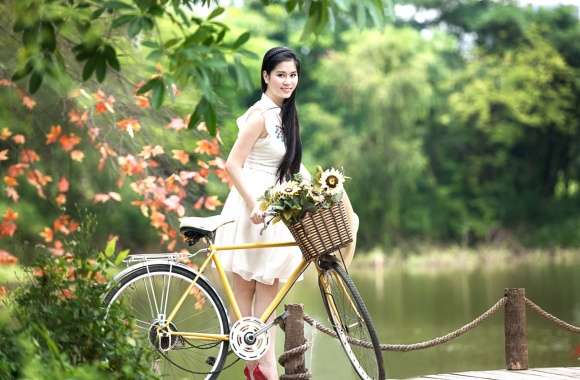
[{"x1": 214, "y1": 47, "x2": 310, "y2": 380}]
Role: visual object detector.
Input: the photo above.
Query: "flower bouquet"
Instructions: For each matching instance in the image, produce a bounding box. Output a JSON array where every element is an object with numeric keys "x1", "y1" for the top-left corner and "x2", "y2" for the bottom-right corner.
[{"x1": 259, "y1": 167, "x2": 353, "y2": 260}]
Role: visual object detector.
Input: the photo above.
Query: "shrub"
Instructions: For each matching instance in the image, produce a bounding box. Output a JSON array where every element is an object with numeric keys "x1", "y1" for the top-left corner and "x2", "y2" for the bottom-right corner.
[{"x1": 0, "y1": 213, "x2": 157, "y2": 379}]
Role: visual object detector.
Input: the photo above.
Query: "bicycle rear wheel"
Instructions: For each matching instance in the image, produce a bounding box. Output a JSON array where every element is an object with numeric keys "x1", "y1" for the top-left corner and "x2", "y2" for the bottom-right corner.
[
  {"x1": 318, "y1": 258, "x2": 385, "y2": 380},
  {"x1": 104, "y1": 264, "x2": 230, "y2": 380}
]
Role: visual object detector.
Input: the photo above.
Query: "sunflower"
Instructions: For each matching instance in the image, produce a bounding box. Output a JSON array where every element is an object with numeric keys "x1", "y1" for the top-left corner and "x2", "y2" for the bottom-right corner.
[
  {"x1": 307, "y1": 188, "x2": 325, "y2": 203},
  {"x1": 320, "y1": 168, "x2": 345, "y2": 195},
  {"x1": 278, "y1": 180, "x2": 301, "y2": 197}
]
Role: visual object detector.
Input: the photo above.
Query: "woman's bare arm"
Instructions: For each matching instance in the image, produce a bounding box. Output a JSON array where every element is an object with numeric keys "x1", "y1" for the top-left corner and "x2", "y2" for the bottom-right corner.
[{"x1": 225, "y1": 110, "x2": 268, "y2": 218}]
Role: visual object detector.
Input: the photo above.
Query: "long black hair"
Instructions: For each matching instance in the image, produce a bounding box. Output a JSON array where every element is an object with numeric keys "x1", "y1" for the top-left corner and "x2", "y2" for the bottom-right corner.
[{"x1": 260, "y1": 47, "x2": 302, "y2": 184}]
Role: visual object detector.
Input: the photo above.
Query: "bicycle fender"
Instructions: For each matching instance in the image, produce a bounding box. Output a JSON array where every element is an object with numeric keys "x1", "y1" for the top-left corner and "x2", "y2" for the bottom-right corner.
[{"x1": 112, "y1": 260, "x2": 212, "y2": 285}]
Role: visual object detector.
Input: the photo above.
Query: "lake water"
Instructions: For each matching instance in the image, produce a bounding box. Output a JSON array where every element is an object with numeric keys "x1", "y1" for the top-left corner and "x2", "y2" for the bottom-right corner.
[
  {"x1": 218, "y1": 256, "x2": 580, "y2": 379},
  {"x1": 4, "y1": 254, "x2": 577, "y2": 379}
]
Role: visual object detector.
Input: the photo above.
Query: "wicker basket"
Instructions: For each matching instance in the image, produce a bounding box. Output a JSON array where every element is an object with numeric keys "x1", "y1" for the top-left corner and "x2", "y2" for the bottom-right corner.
[{"x1": 285, "y1": 200, "x2": 353, "y2": 261}]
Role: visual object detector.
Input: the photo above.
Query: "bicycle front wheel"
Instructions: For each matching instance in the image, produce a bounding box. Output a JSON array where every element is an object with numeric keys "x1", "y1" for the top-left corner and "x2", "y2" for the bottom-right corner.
[
  {"x1": 105, "y1": 264, "x2": 230, "y2": 380},
  {"x1": 318, "y1": 258, "x2": 385, "y2": 380}
]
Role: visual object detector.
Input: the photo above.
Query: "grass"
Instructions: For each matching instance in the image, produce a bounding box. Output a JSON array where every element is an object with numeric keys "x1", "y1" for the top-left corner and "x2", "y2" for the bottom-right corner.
[{"x1": 0, "y1": 265, "x2": 25, "y2": 285}]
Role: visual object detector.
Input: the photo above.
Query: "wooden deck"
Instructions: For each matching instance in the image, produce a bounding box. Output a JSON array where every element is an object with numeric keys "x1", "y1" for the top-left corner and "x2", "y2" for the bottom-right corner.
[{"x1": 408, "y1": 367, "x2": 580, "y2": 379}]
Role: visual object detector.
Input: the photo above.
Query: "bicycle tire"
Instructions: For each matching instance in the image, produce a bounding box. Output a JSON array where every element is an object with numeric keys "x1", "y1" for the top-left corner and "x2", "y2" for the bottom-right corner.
[
  {"x1": 319, "y1": 260, "x2": 385, "y2": 380},
  {"x1": 104, "y1": 264, "x2": 230, "y2": 380}
]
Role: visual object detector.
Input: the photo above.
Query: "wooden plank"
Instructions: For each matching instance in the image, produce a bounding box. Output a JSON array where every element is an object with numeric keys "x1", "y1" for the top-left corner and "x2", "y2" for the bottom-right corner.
[
  {"x1": 409, "y1": 368, "x2": 580, "y2": 380},
  {"x1": 418, "y1": 375, "x2": 474, "y2": 379},
  {"x1": 525, "y1": 369, "x2": 579, "y2": 379},
  {"x1": 418, "y1": 374, "x2": 491, "y2": 380},
  {"x1": 455, "y1": 370, "x2": 536, "y2": 380},
  {"x1": 530, "y1": 368, "x2": 580, "y2": 378},
  {"x1": 543, "y1": 367, "x2": 580, "y2": 376},
  {"x1": 410, "y1": 375, "x2": 486, "y2": 380}
]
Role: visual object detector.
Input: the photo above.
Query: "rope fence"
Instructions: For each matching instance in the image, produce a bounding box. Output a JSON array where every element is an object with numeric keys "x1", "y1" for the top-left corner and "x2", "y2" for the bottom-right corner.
[
  {"x1": 305, "y1": 296, "x2": 508, "y2": 351},
  {"x1": 278, "y1": 289, "x2": 580, "y2": 378},
  {"x1": 524, "y1": 297, "x2": 580, "y2": 333}
]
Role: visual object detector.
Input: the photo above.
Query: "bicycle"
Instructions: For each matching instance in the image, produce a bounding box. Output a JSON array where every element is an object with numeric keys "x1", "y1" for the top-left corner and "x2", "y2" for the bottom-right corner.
[{"x1": 104, "y1": 212, "x2": 385, "y2": 380}]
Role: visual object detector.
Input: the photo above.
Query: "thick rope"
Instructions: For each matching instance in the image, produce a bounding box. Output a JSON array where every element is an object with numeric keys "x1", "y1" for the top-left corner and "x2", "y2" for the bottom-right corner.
[
  {"x1": 277, "y1": 294, "x2": 579, "y2": 377},
  {"x1": 302, "y1": 296, "x2": 507, "y2": 351},
  {"x1": 278, "y1": 342, "x2": 312, "y2": 380},
  {"x1": 524, "y1": 297, "x2": 580, "y2": 333}
]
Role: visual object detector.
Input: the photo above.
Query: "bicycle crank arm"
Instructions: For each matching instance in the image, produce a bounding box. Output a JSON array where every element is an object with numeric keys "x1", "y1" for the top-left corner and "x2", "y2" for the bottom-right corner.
[{"x1": 244, "y1": 311, "x2": 288, "y2": 344}]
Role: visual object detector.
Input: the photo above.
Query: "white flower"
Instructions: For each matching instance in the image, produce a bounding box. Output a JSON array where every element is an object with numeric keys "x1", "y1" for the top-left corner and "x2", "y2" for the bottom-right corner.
[
  {"x1": 308, "y1": 188, "x2": 324, "y2": 203},
  {"x1": 319, "y1": 168, "x2": 345, "y2": 195},
  {"x1": 277, "y1": 180, "x2": 301, "y2": 197}
]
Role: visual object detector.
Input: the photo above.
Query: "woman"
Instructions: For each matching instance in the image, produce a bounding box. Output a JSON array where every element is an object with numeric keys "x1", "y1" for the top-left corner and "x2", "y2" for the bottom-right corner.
[{"x1": 214, "y1": 47, "x2": 310, "y2": 380}]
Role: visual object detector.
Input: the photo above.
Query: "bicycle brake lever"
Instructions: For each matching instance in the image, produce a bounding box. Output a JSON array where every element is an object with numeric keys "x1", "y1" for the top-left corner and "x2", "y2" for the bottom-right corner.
[{"x1": 258, "y1": 216, "x2": 275, "y2": 236}]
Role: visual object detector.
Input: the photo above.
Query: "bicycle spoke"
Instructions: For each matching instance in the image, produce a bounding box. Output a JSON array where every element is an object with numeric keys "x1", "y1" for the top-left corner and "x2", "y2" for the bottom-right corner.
[
  {"x1": 105, "y1": 265, "x2": 230, "y2": 380},
  {"x1": 143, "y1": 270, "x2": 159, "y2": 319},
  {"x1": 162, "y1": 268, "x2": 173, "y2": 317},
  {"x1": 319, "y1": 262, "x2": 384, "y2": 380}
]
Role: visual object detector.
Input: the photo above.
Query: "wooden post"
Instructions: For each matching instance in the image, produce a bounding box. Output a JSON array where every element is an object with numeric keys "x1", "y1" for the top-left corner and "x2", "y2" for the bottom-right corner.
[
  {"x1": 282, "y1": 304, "x2": 307, "y2": 376},
  {"x1": 504, "y1": 288, "x2": 528, "y2": 370}
]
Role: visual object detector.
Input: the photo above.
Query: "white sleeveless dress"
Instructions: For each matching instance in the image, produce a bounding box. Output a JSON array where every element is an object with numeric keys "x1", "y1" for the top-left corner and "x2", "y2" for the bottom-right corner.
[{"x1": 214, "y1": 93, "x2": 310, "y2": 285}]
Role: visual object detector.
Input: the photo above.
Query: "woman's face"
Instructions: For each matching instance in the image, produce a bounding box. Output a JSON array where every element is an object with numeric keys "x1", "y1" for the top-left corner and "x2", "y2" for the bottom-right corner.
[{"x1": 263, "y1": 60, "x2": 298, "y2": 100}]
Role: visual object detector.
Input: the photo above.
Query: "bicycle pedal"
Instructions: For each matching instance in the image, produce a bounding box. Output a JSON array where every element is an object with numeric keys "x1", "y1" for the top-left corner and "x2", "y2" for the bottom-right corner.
[{"x1": 206, "y1": 356, "x2": 216, "y2": 366}]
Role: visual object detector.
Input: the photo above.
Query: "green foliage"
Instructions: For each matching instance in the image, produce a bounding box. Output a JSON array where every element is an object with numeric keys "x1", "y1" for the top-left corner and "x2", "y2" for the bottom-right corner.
[
  {"x1": 6, "y1": 0, "x2": 390, "y2": 136},
  {"x1": 310, "y1": 26, "x2": 454, "y2": 248},
  {"x1": 3, "y1": 0, "x2": 580, "y2": 254},
  {"x1": 0, "y1": 213, "x2": 157, "y2": 379}
]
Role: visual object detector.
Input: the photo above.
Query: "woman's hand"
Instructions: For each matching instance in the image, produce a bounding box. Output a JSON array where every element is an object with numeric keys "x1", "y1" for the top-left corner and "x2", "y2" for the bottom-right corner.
[{"x1": 249, "y1": 203, "x2": 265, "y2": 225}]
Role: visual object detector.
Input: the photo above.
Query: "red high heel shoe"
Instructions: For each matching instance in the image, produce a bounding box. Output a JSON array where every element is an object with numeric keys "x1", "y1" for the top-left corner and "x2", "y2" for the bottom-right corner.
[
  {"x1": 243, "y1": 365, "x2": 251, "y2": 380},
  {"x1": 253, "y1": 365, "x2": 267, "y2": 380}
]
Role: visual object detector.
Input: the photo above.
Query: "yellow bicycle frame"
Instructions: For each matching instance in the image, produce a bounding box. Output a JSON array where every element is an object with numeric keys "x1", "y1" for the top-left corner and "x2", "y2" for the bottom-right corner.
[{"x1": 159, "y1": 240, "x2": 310, "y2": 342}]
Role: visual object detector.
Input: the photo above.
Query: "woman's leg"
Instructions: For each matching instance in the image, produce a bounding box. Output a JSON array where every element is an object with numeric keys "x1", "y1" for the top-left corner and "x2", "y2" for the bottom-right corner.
[
  {"x1": 232, "y1": 273, "x2": 256, "y2": 317},
  {"x1": 232, "y1": 273, "x2": 257, "y2": 378},
  {"x1": 253, "y1": 279, "x2": 281, "y2": 380}
]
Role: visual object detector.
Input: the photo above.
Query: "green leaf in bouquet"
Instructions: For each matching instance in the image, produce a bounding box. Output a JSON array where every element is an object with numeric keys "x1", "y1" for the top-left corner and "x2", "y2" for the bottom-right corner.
[{"x1": 282, "y1": 209, "x2": 293, "y2": 221}]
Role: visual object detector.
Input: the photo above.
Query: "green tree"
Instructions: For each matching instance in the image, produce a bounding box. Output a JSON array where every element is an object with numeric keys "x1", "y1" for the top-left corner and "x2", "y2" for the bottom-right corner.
[{"x1": 309, "y1": 26, "x2": 456, "y2": 249}]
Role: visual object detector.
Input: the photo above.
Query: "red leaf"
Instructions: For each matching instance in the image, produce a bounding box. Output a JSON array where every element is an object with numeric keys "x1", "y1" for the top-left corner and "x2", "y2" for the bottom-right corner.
[
  {"x1": 172, "y1": 150, "x2": 190, "y2": 165},
  {"x1": 5, "y1": 187, "x2": 19, "y2": 202},
  {"x1": 68, "y1": 110, "x2": 88, "y2": 127},
  {"x1": 204, "y1": 196, "x2": 222, "y2": 211},
  {"x1": 4, "y1": 176, "x2": 18, "y2": 187},
  {"x1": 0, "y1": 221, "x2": 16, "y2": 237},
  {"x1": 3, "y1": 208, "x2": 18, "y2": 222},
  {"x1": 0, "y1": 128, "x2": 12, "y2": 141},
  {"x1": 193, "y1": 196, "x2": 204, "y2": 210},
  {"x1": 116, "y1": 118, "x2": 141, "y2": 137},
  {"x1": 55, "y1": 193, "x2": 66, "y2": 206},
  {"x1": 46, "y1": 125, "x2": 62, "y2": 144},
  {"x1": 135, "y1": 95, "x2": 150, "y2": 109},
  {"x1": 94, "y1": 90, "x2": 115, "y2": 114},
  {"x1": 71, "y1": 150, "x2": 85, "y2": 162},
  {"x1": 19, "y1": 149, "x2": 40, "y2": 163},
  {"x1": 58, "y1": 177, "x2": 69, "y2": 193},
  {"x1": 194, "y1": 139, "x2": 220, "y2": 156},
  {"x1": 165, "y1": 118, "x2": 186, "y2": 131},
  {"x1": 94, "y1": 193, "x2": 111, "y2": 203},
  {"x1": 12, "y1": 135, "x2": 25, "y2": 144},
  {"x1": 0, "y1": 249, "x2": 18, "y2": 265},
  {"x1": 59, "y1": 134, "x2": 81, "y2": 152},
  {"x1": 21, "y1": 95, "x2": 36, "y2": 110},
  {"x1": 108, "y1": 192, "x2": 121, "y2": 201},
  {"x1": 40, "y1": 227, "x2": 53, "y2": 243}
]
